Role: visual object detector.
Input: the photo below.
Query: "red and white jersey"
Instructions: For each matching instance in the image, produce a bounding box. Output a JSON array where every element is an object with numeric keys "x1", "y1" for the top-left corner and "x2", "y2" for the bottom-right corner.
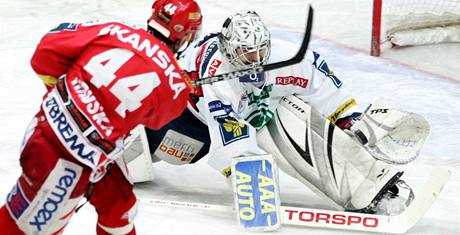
[
  {"x1": 179, "y1": 33, "x2": 357, "y2": 173},
  {"x1": 31, "y1": 21, "x2": 190, "y2": 174}
]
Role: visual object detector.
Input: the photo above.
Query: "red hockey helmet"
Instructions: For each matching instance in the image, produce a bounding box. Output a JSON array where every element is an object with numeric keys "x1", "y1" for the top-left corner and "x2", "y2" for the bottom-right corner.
[{"x1": 148, "y1": 0, "x2": 202, "y2": 52}]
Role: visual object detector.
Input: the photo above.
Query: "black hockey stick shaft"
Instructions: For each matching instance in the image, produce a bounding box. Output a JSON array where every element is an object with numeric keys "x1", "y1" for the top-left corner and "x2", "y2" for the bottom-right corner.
[{"x1": 192, "y1": 5, "x2": 314, "y2": 86}]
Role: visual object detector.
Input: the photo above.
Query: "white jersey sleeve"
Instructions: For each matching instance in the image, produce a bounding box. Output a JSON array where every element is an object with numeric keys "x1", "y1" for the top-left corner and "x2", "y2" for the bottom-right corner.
[
  {"x1": 201, "y1": 83, "x2": 266, "y2": 173},
  {"x1": 295, "y1": 50, "x2": 358, "y2": 123},
  {"x1": 265, "y1": 38, "x2": 361, "y2": 124}
]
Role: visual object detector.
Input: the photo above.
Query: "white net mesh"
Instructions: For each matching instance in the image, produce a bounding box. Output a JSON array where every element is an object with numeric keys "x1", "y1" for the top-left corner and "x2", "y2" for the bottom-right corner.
[{"x1": 382, "y1": 0, "x2": 460, "y2": 45}]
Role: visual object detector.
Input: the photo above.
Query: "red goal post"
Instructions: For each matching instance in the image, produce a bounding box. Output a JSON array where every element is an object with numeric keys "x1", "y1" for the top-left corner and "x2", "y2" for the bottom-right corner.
[{"x1": 371, "y1": 0, "x2": 460, "y2": 56}]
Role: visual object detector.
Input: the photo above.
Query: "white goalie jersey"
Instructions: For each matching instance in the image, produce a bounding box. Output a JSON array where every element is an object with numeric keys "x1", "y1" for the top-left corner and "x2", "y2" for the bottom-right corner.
[
  {"x1": 125, "y1": 28, "x2": 438, "y2": 225},
  {"x1": 179, "y1": 34, "x2": 358, "y2": 174}
]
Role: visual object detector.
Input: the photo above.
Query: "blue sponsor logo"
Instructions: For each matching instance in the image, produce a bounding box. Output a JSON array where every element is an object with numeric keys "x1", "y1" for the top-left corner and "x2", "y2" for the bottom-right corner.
[
  {"x1": 234, "y1": 159, "x2": 278, "y2": 228},
  {"x1": 49, "y1": 23, "x2": 78, "y2": 33},
  {"x1": 29, "y1": 167, "x2": 77, "y2": 231},
  {"x1": 312, "y1": 51, "x2": 342, "y2": 88},
  {"x1": 195, "y1": 33, "x2": 219, "y2": 47},
  {"x1": 239, "y1": 72, "x2": 265, "y2": 83},
  {"x1": 45, "y1": 97, "x2": 95, "y2": 165},
  {"x1": 200, "y1": 41, "x2": 219, "y2": 77},
  {"x1": 6, "y1": 184, "x2": 29, "y2": 220},
  {"x1": 208, "y1": 100, "x2": 232, "y2": 113},
  {"x1": 217, "y1": 116, "x2": 249, "y2": 146}
]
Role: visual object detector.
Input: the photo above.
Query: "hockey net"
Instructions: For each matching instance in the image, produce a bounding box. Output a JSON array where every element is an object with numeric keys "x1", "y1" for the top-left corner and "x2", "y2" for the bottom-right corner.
[{"x1": 371, "y1": 0, "x2": 460, "y2": 56}]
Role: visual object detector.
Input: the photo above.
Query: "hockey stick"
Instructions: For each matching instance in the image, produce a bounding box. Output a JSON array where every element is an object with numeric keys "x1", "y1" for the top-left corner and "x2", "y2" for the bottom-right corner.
[
  {"x1": 192, "y1": 5, "x2": 314, "y2": 86},
  {"x1": 137, "y1": 167, "x2": 449, "y2": 234}
]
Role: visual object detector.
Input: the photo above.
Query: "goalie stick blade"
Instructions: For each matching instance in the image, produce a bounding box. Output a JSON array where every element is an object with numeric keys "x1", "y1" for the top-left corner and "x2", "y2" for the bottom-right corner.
[
  {"x1": 137, "y1": 167, "x2": 450, "y2": 234},
  {"x1": 277, "y1": 167, "x2": 450, "y2": 234},
  {"x1": 192, "y1": 5, "x2": 314, "y2": 86}
]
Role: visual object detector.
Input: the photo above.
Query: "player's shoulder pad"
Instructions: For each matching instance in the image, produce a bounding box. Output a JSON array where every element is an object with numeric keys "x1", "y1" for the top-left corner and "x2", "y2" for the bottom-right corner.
[
  {"x1": 268, "y1": 38, "x2": 300, "y2": 63},
  {"x1": 197, "y1": 37, "x2": 225, "y2": 78}
]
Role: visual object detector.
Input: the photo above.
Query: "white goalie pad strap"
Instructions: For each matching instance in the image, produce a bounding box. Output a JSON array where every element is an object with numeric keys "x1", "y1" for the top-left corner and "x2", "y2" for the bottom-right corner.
[
  {"x1": 351, "y1": 99, "x2": 431, "y2": 164},
  {"x1": 231, "y1": 154, "x2": 281, "y2": 231},
  {"x1": 124, "y1": 125, "x2": 155, "y2": 183}
]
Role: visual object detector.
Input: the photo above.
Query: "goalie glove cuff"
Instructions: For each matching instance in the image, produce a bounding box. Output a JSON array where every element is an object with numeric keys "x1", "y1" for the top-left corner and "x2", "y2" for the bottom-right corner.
[{"x1": 335, "y1": 112, "x2": 362, "y2": 130}]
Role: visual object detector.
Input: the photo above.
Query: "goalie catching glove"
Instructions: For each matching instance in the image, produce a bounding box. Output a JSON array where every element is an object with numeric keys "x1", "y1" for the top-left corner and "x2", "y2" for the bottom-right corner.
[{"x1": 349, "y1": 99, "x2": 431, "y2": 164}]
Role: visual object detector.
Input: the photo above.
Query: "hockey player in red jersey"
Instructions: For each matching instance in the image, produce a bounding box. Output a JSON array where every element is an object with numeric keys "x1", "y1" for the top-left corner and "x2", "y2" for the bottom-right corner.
[{"x1": 0, "y1": 0, "x2": 202, "y2": 234}]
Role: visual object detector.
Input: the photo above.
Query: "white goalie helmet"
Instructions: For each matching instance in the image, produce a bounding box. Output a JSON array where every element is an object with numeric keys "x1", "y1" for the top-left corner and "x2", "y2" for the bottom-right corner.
[{"x1": 219, "y1": 11, "x2": 271, "y2": 69}]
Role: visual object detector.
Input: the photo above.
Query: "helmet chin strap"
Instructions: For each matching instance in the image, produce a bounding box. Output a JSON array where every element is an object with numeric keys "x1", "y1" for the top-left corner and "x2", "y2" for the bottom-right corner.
[
  {"x1": 147, "y1": 25, "x2": 178, "y2": 52},
  {"x1": 175, "y1": 40, "x2": 191, "y2": 55},
  {"x1": 147, "y1": 23, "x2": 195, "y2": 54}
]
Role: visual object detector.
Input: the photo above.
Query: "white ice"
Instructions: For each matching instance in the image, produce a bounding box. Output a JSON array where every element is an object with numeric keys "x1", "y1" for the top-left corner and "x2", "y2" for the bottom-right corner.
[{"x1": 0, "y1": 0, "x2": 459, "y2": 234}]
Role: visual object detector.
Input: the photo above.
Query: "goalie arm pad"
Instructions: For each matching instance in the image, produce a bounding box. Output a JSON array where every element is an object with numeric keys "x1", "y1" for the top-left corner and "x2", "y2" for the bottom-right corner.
[{"x1": 350, "y1": 99, "x2": 431, "y2": 164}]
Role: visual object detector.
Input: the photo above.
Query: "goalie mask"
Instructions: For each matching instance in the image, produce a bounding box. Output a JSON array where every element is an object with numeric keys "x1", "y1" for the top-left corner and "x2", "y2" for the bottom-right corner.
[
  {"x1": 148, "y1": 0, "x2": 202, "y2": 53},
  {"x1": 219, "y1": 11, "x2": 271, "y2": 70}
]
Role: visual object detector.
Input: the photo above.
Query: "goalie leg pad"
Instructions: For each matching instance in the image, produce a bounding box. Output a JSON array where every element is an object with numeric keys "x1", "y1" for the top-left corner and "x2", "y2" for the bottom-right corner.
[
  {"x1": 231, "y1": 155, "x2": 281, "y2": 231},
  {"x1": 124, "y1": 126, "x2": 155, "y2": 183},
  {"x1": 257, "y1": 96, "x2": 405, "y2": 211}
]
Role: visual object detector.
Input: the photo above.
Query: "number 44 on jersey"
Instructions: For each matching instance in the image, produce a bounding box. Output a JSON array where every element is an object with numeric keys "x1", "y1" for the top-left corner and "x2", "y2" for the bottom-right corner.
[{"x1": 231, "y1": 155, "x2": 281, "y2": 231}]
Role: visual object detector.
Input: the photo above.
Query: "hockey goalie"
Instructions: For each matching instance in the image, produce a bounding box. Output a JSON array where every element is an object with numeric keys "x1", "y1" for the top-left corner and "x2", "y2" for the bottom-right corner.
[{"x1": 124, "y1": 9, "x2": 446, "y2": 233}]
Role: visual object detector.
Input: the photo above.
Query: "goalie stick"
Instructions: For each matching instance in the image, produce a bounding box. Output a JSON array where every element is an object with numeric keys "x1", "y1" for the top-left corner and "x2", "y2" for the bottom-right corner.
[
  {"x1": 192, "y1": 5, "x2": 314, "y2": 86},
  {"x1": 137, "y1": 167, "x2": 449, "y2": 234}
]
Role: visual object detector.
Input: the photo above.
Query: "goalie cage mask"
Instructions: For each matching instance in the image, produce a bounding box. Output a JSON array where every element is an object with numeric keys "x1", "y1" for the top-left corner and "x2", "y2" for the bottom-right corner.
[{"x1": 219, "y1": 11, "x2": 271, "y2": 70}]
